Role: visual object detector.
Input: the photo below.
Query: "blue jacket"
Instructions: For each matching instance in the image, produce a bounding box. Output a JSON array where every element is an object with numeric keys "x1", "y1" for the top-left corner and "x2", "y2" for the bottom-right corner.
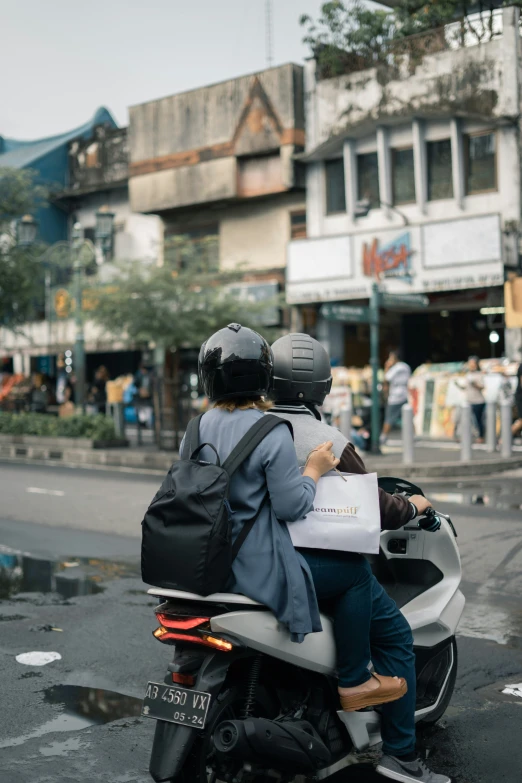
[{"x1": 190, "y1": 408, "x2": 322, "y2": 642}]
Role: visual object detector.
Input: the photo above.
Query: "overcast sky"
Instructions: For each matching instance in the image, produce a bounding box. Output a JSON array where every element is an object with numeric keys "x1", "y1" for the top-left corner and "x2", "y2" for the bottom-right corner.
[{"x1": 1, "y1": 0, "x2": 382, "y2": 140}]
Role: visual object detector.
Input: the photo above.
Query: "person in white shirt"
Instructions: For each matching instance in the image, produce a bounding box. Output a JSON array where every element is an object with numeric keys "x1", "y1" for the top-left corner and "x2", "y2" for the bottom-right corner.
[
  {"x1": 380, "y1": 350, "x2": 412, "y2": 445},
  {"x1": 456, "y1": 356, "x2": 485, "y2": 441}
]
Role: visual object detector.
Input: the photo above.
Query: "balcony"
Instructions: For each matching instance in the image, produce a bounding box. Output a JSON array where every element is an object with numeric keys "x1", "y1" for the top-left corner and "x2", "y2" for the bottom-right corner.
[{"x1": 65, "y1": 126, "x2": 128, "y2": 195}]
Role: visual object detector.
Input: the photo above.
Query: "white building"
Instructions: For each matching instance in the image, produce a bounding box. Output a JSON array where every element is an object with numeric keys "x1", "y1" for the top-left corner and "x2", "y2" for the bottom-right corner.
[{"x1": 288, "y1": 6, "x2": 521, "y2": 367}]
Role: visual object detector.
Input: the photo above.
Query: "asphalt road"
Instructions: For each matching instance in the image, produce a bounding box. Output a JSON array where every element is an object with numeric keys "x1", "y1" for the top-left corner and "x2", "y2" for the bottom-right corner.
[{"x1": 0, "y1": 461, "x2": 522, "y2": 782}]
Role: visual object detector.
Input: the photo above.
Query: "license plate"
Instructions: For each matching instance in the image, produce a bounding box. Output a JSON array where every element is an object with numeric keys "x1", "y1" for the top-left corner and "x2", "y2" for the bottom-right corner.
[{"x1": 141, "y1": 682, "x2": 211, "y2": 728}]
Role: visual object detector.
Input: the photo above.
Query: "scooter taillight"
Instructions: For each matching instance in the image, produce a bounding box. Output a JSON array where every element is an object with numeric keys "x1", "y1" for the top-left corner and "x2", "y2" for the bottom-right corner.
[
  {"x1": 155, "y1": 613, "x2": 210, "y2": 630},
  {"x1": 152, "y1": 612, "x2": 233, "y2": 650}
]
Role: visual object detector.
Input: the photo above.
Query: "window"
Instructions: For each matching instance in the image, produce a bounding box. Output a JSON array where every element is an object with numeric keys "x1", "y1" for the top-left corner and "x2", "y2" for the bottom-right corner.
[
  {"x1": 82, "y1": 227, "x2": 99, "y2": 274},
  {"x1": 465, "y1": 132, "x2": 497, "y2": 194},
  {"x1": 164, "y1": 225, "x2": 219, "y2": 274},
  {"x1": 357, "y1": 152, "x2": 380, "y2": 210},
  {"x1": 427, "y1": 139, "x2": 453, "y2": 201},
  {"x1": 392, "y1": 147, "x2": 416, "y2": 205},
  {"x1": 325, "y1": 159, "x2": 346, "y2": 214},
  {"x1": 290, "y1": 210, "x2": 307, "y2": 239}
]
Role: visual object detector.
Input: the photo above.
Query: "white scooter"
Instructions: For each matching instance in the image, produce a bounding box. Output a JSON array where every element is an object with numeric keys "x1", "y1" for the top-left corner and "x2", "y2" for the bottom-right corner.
[{"x1": 142, "y1": 477, "x2": 464, "y2": 783}]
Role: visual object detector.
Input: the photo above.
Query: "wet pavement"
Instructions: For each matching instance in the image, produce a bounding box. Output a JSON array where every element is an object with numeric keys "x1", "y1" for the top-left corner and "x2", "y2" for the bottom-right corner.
[{"x1": 1, "y1": 462, "x2": 522, "y2": 782}]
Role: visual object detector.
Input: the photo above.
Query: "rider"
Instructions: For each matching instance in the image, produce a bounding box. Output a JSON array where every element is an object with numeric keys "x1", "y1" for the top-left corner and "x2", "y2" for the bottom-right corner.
[
  {"x1": 196, "y1": 324, "x2": 407, "y2": 712},
  {"x1": 270, "y1": 332, "x2": 450, "y2": 783}
]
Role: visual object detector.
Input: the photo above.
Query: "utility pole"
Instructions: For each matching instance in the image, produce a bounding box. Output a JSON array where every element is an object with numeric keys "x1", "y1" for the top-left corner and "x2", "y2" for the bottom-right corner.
[
  {"x1": 369, "y1": 282, "x2": 381, "y2": 454},
  {"x1": 265, "y1": 0, "x2": 274, "y2": 67},
  {"x1": 72, "y1": 223, "x2": 86, "y2": 412}
]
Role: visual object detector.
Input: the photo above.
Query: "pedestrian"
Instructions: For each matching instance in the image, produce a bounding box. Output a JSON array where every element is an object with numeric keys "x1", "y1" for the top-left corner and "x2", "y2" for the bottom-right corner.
[
  {"x1": 188, "y1": 324, "x2": 407, "y2": 709},
  {"x1": 512, "y1": 348, "x2": 522, "y2": 439},
  {"x1": 87, "y1": 366, "x2": 109, "y2": 415},
  {"x1": 457, "y1": 356, "x2": 485, "y2": 442},
  {"x1": 271, "y1": 333, "x2": 449, "y2": 783},
  {"x1": 380, "y1": 349, "x2": 411, "y2": 446},
  {"x1": 133, "y1": 363, "x2": 154, "y2": 428}
]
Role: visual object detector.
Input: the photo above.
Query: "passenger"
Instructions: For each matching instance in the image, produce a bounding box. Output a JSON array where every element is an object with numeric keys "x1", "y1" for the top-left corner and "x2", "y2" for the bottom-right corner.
[
  {"x1": 192, "y1": 324, "x2": 406, "y2": 712},
  {"x1": 270, "y1": 333, "x2": 449, "y2": 783}
]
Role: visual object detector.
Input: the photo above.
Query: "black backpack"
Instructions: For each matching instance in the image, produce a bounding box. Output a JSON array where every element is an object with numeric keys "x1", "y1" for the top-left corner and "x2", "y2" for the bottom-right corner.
[{"x1": 141, "y1": 413, "x2": 292, "y2": 596}]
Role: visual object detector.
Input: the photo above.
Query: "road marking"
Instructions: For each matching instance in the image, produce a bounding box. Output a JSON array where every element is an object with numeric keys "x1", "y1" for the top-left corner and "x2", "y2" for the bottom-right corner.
[{"x1": 26, "y1": 487, "x2": 65, "y2": 497}]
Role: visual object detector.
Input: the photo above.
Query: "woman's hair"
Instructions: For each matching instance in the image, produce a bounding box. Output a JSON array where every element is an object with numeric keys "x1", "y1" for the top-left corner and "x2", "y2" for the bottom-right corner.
[{"x1": 213, "y1": 397, "x2": 273, "y2": 413}]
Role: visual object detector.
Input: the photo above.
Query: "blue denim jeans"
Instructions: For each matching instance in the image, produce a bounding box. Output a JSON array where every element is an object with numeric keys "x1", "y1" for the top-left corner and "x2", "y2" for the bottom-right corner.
[{"x1": 302, "y1": 549, "x2": 417, "y2": 757}]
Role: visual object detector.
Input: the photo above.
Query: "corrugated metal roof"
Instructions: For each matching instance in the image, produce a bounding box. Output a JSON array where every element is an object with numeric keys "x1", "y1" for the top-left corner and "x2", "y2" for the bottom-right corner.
[{"x1": 0, "y1": 107, "x2": 116, "y2": 170}]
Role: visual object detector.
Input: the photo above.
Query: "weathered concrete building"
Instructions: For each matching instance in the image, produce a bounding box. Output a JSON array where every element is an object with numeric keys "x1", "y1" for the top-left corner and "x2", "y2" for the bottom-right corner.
[
  {"x1": 288, "y1": 6, "x2": 521, "y2": 367},
  {"x1": 128, "y1": 63, "x2": 307, "y2": 319}
]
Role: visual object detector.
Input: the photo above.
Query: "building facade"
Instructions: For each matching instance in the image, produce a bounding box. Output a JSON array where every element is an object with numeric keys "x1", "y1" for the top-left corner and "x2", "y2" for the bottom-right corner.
[
  {"x1": 1, "y1": 122, "x2": 161, "y2": 380},
  {"x1": 288, "y1": 6, "x2": 521, "y2": 368},
  {"x1": 0, "y1": 107, "x2": 116, "y2": 244},
  {"x1": 128, "y1": 63, "x2": 307, "y2": 319}
]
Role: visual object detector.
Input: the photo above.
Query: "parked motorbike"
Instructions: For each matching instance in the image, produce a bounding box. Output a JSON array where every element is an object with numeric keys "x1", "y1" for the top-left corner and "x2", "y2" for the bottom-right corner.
[{"x1": 142, "y1": 477, "x2": 464, "y2": 783}]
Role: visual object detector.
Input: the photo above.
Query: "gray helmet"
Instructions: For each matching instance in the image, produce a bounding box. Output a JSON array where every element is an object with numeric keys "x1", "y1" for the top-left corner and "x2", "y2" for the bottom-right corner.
[{"x1": 271, "y1": 333, "x2": 332, "y2": 406}]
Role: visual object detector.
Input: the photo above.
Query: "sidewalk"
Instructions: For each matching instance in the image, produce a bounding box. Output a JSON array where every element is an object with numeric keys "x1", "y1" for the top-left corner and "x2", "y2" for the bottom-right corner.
[{"x1": 3, "y1": 435, "x2": 522, "y2": 478}]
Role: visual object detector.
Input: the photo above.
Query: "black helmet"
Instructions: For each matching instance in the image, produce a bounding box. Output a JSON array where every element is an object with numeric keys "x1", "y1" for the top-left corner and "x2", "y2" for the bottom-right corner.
[
  {"x1": 271, "y1": 333, "x2": 332, "y2": 406},
  {"x1": 199, "y1": 323, "x2": 273, "y2": 402}
]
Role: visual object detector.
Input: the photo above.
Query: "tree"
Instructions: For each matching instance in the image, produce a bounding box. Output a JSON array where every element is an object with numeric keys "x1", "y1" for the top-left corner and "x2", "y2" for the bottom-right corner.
[
  {"x1": 300, "y1": 1, "x2": 395, "y2": 78},
  {"x1": 0, "y1": 168, "x2": 47, "y2": 330},
  {"x1": 90, "y1": 261, "x2": 279, "y2": 444},
  {"x1": 300, "y1": 1, "x2": 522, "y2": 78}
]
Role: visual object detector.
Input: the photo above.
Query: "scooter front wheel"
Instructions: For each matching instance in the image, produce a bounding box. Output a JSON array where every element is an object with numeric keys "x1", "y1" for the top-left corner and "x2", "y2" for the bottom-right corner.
[{"x1": 418, "y1": 638, "x2": 458, "y2": 725}]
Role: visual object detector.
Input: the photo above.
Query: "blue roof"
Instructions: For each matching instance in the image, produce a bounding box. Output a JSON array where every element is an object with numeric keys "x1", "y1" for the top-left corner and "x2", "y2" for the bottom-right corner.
[{"x1": 0, "y1": 107, "x2": 116, "y2": 170}]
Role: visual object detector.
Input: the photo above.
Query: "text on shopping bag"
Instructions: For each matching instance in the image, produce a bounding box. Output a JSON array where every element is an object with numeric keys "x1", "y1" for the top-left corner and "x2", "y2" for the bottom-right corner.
[{"x1": 289, "y1": 472, "x2": 380, "y2": 554}]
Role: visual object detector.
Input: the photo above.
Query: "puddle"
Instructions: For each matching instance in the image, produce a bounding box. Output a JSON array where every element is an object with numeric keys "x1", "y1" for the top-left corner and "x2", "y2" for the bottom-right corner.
[
  {"x1": 39, "y1": 736, "x2": 86, "y2": 757},
  {"x1": 45, "y1": 685, "x2": 143, "y2": 723},
  {"x1": 0, "y1": 546, "x2": 138, "y2": 600},
  {"x1": 457, "y1": 599, "x2": 522, "y2": 645},
  {"x1": 0, "y1": 686, "x2": 143, "y2": 749},
  {"x1": 429, "y1": 483, "x2": 522, "y2": 511}
]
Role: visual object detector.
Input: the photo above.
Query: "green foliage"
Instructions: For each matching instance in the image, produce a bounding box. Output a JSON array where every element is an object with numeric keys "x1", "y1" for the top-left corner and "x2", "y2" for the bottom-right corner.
[
  {"x1": 300, "y1": 1, "x2": 395, "y2": 77},
  {"x1": 394, "y1": 1, "x2": 522, "y2": 40},
  {"x1": 0, "y1": 167, "x2": 47, "y2": 329},
  {"x1": 300, "y1": 1, "x2": 522, "y2": 78},
  {"x1": 89, "y1": 262, "x2": 277, "y2": 352},
  {"x1": 0, "y1": 412, "x2": 117, "y2": 440}
]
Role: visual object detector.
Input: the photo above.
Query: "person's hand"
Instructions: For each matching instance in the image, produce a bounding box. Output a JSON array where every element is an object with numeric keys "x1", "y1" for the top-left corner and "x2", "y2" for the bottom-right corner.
[
  {"x1": 304, "y1": 442, "x2": 340, "y2": 483},
  {"x1": 409, "y1": 495, "x2": 432, "y2": 516}
]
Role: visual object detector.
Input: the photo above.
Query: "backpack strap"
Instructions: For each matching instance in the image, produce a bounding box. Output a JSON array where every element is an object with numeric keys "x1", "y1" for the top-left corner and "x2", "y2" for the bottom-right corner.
[
  {"x1": 224, "y1": 415, "x2": 293, "y2": 562},
  {"x1": 182, "y1": 413, "x2": 205, "y2": 460},
  {"x1": 231, "y1": 491, "x2": 269, "y2": 560},
  {"x1": 222, "y1": 414, "x2": 293, "y2": 478}
]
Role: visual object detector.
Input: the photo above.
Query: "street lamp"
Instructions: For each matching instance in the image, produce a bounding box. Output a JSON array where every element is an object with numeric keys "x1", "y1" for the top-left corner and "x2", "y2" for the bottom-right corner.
[
  {"x1": 355, "y1": 199, "x2": 409, "y2": 226},
  {"x1": 17, "y1": 215, "x2": 38, "y2": 246}
]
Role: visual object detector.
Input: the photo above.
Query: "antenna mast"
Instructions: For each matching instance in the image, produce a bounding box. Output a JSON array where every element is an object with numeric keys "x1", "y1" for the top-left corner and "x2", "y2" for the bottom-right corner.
[{"x1": 266, "y1": 0, "x2": 274, "y2": 67}]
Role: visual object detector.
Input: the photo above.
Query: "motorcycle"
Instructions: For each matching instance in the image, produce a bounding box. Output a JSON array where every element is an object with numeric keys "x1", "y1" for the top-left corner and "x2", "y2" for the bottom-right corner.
[{"x1": 142, "y1": 477, "x2": 464, "y2": 783}]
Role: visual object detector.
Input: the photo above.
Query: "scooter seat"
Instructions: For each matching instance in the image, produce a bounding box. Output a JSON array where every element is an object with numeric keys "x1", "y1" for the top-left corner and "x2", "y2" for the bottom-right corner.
[{"x1": 147, "y1": 587, "x2": 264, "y2": 606}]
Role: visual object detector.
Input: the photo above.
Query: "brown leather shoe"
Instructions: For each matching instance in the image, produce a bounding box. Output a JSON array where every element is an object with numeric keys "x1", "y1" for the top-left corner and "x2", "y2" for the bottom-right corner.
[{"x1": 339, "y1": 672, "x2": 408, "y2": 712}]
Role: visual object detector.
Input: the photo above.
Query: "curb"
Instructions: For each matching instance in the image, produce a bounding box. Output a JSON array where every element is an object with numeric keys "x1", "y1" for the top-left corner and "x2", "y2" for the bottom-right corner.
[
  {"x1": 1, "y1": 445, "x2": 522, "y2": 478},
  {"x1": 365, "y1": 455, "x2": 522, "y2": 478},
  {"x1": 0, "y1": 443, "x2": 174, "y2": 472}
]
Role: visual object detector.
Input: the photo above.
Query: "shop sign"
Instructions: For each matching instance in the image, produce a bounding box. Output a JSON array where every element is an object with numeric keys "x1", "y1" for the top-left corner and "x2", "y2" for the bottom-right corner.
[
  {"x1": 52, "y1": 286, "x2": 110, "y2": 318},
  {"x1": 380, "y1": 292, "x2": 429, "y2": 308},
  {"x1": 362, "y1": 232, "x2": 413, "y2": 281},
  {"x1": 54, "y1": 289, "x2": 73, "y2": 318},
  {"x1": 320, "y1": 303, "x2": 372, "y2": 324}
]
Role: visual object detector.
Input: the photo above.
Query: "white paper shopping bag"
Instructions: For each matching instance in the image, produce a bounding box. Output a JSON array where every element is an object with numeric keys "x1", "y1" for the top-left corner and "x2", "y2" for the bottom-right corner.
[{"x1": 289, "y1": 472, "x2": 381, "y2": 554}]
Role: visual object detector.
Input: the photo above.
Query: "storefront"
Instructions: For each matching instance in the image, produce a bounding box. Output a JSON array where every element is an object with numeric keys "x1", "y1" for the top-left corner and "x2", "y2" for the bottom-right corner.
[{"x1": 287, "y1": 214, "x2": 505, "y2": 368}]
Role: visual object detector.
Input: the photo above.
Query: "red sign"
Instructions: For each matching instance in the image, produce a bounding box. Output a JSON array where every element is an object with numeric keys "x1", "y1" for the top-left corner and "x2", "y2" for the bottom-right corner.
[{"x1": 362, "y1": 233, "x2": 413, "y2": 279}]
